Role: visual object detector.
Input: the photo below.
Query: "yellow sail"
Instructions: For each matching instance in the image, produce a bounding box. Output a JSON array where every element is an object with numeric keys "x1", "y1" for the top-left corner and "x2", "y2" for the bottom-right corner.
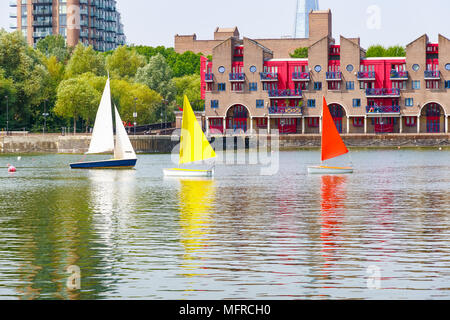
[{"x1": 179, "y1": 95, "x2": 216, "y2": 165}]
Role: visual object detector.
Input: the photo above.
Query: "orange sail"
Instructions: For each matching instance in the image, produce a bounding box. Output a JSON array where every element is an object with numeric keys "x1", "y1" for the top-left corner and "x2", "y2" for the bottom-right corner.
[{"x1": 321, "y1": 97, "x2": 349, "y2": 162}]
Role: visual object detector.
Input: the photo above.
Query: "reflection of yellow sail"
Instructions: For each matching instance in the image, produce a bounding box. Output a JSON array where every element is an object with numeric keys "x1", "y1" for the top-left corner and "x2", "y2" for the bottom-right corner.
[
  {"x1": 178, "y1": 179, "x2": 215, "y2": 275},
  {"x1": 179, "y1": 95, "x2": 216, "y2": 165}
]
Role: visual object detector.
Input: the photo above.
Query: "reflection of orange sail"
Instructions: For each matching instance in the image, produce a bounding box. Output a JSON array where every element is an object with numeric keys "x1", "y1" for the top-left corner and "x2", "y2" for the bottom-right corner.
[
  {"x1": 178, "y1": 179, "x2": 215, "y2": 275},
  {"x1": 320, "y1": 175, "x2": 347, "y2": 275},
  {"x1": 321, "y1": 97, "x2": 348, "y2": 162}
]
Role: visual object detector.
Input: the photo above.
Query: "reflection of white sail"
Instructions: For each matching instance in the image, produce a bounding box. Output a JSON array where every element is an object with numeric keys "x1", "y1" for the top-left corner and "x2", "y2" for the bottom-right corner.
[
  {"x1": 114, "y1": 105, "x2": 136, "y2": 160},
  {"x1": 87, "y1": 78, "x2": 114, "y2": 154},
  {"x1": 88, "y1": 170, "x2": 137, "y2": 253}
]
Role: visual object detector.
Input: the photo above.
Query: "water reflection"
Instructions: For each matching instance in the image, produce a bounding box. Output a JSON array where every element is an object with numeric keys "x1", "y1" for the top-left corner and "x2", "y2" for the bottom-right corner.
[
  {"x1": 320, "y1": 176, "x2": 347, "y2": 280},
  {"x1": 176, "y1": 178, "x2": 215, "y2": 276}
]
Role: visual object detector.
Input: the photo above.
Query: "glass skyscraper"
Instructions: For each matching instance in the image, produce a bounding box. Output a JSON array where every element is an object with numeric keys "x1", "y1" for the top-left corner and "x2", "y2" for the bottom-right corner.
[{"x1": 294, "y1": 0, "x2": 319, "y2": 38}]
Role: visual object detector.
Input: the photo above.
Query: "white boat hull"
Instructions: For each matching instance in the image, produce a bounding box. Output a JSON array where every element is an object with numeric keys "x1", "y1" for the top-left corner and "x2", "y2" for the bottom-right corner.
[
  {"x1": 308, "y1": 166, "x2": 354, "y2": 174},
  {"x1": 163, "y1": 168, "x2": 214, "y2": 177}
]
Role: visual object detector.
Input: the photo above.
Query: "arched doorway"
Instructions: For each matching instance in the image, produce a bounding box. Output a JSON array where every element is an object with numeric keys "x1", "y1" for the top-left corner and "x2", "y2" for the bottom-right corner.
[
  {"x1": 421, "y1": 103, "x2": 445, "y2": 133},
  {"x1": 328, "y1": 104, "x2": 346, "y2": 133},
  {"x1": 226, "y1": 105, "x2": 249, "y2": 132}
]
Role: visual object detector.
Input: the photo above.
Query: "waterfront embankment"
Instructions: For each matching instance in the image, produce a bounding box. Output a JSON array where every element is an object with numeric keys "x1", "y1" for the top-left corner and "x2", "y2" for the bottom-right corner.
[{"x1": 0, "y1": 133, "x2": 449, "y2": 154}]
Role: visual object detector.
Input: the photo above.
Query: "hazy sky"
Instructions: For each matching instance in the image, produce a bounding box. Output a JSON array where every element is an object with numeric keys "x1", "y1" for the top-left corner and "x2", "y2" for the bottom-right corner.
[{"x1": 1, "y1": 0, "x2": 449, "y2": 49}]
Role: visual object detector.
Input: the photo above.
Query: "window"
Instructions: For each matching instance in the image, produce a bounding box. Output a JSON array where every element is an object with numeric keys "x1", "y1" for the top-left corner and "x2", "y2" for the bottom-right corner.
[
  {"x1": 352, "y1": 99, "x2": 361, "y2": 107},
  {"x1": 307, "y1": 99, "x2": 316, "y2": 108},
  {"x1": 308, "y1": 117, "x2": 319, "y2": 127},
  {"x1": 353, "y1": 117, "x2": 364, "y2": 127},
  {"x1": 256, "y1": 100, "x2": 264, "y2": 108},
  {"x1": 405, "y1": 98, "x2": 414, "y2": 107},
  {"x1": 249, "y1": 82, "x2": 257, "y2": 91},
  {"x1": 346, "y1": 64, "x2": 354, "y2": 72},
  {"x1": 412, "y1": 80, "x2": 420, "y2": 90},
  {"x1": 412, "y1": 64, "x2": 420, "y2": 72},
  {"x1": 328, "y1": 82, "x2": 341, "y2": 90},
  {"x1": 218, "y1": 83, "x2": 226, "y2": 91},
  {"x1": 314, "y1": 82, "x2": 322, "y2": 91},
  {"x1": 405, "y1": 117, "x2": 416, "y2": 127},
  {"x1": 231, "y1": 83, "x2": 243, "y2": 92},
  {"x1": 346, "y1": 81, "x2": 355, "y2": 90},
  {"x1": 211, "y1": 100, "x2": 219, "y2": 108},
  {"x1": 218, "y1": 66, "x2": 225, "y2": 73},
  {"x1": 445, "y1": 80, "x2": 450, "y2": 89}
]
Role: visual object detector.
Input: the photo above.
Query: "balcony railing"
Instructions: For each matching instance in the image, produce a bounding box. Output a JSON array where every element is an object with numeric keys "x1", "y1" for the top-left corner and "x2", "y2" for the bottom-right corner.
[
  {"x1": 366, "y1": 88, "x2": 400, "y2": 97},
  {"x1": 292, "y1": 72, "x2": 310, "y2": 81},
  {"x1": 268, "y1": 89, "x2": 302, "y2": 98},
  {"x1": 229, "y1": 73, "x2": 245, "y2": 81},
  {"x1": 326, "y1": 71, "x2": 342, "y2": 81},
  {"x1": 357, "y1": 71, "x2": 376, "y2": 80},
  {"x1": 205, "y1": 73, "x2": 214, "y2": 82},
  {"x1": 424, "y1": 70, "x2": 440, "y2": 79},
  {"x1": 269, "y1": 106, "x2": 303, "y2": 115},
  {"x1": 390, "y1": 70, "x2": 409, "y2": 79},
  {"x1": 366, "y1": 105, "x2": 401, "y2": 114},
  {"x1": 260, "y1": 72, "x2": 278, "y2": 81}
]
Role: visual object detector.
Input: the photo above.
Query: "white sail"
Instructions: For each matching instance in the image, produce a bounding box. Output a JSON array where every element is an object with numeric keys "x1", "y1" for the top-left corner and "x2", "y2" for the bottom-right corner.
[
  {"x1": 87, "y1": 77, "x2": 114, "y2": 154},
  {"x1": 114, "y1": 105, "x2": 136, "y2": 160}
]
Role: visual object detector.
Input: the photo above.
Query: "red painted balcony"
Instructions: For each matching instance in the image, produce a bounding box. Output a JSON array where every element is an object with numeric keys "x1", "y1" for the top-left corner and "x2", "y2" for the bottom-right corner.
[
  {"x1": 426, "y1": 44, "x2": 439, "y2": 54},
  {"x1": 269, "y1": 105, "x2": 303, "y2": 115},
  {"x1": 268, "y1": 89, "x2": 302, "y2": 98},
  {"x1": 424, "y1": 70, "x2": 440, "y2": 79},
  {"x1": 229, "y1": 73, "x2": 245, "y2": 82},
  {"x1": 205, "y1": 73, "x2": 214, "y2": 82},
  {"x1": 390, "y1": 70, "x2": 408, "y2": 80},
  {"x1": 329, "y1": 46, "x2": 340, "y2": 55},
  {"x1": 292, "y1": 72, "x2": 310, "y2": 81},
  {"x1": 357, "y1": 71, "x2": 376, "y2": 80},
  {"x1": 260, "y1": 72, "x2": 278, "y2": 81},
  {"x1": 326, "y1": 71, "x2": 342, "y2": 81},
  {"x1": 366, "y1": 105, "x2": 401, "y2": 114},
  {"x1": 366, "y1": 88, "x2": 400, "y2": 97}
]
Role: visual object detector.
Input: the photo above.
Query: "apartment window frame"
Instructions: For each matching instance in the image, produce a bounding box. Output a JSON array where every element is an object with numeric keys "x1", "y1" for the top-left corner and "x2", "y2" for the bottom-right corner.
[
  {"x1": 412, "y1": 80, "x2": 420, "y2": 90},
  {"x1": 307, "y1": 99, "x2": 316, "y2": 108},
  {"x1": 405, "y1": 98, "x2": 414, "y2": 107},
  {"x1": 352, "y1": 99, "x2": 361, "y2": 107}
]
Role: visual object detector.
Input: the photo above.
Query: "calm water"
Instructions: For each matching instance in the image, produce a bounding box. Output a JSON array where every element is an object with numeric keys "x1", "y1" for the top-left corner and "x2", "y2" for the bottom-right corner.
[{"x1": 0, "y1": 149, "x2": 449, "y2": 300}]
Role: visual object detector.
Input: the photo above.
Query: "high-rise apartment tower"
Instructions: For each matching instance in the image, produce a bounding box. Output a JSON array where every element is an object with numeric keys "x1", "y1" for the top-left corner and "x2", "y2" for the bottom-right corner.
[{"x1": 9, "y1": 0, "x2": 126, "y2": 52}]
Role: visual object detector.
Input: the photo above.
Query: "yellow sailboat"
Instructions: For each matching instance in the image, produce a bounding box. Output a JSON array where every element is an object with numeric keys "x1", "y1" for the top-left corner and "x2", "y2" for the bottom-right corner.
[{"x1": 163, "y1": 95, "x2": 216, "y2": 177}]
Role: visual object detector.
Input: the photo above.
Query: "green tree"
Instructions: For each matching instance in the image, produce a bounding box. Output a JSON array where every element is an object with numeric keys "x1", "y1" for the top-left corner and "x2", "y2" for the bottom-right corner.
[
  {"x1": 135, "y1": 53, "x2": 176, "y2": 102},
  {"x1": 0, "y1": 30, "x2": 50, "y2": 129},
  {"x1": 65, "y1": 43, "x2": 106, "y2": 78},
  {"x1": 111, "y1": 80, "x2": 162, "y2": 125},
  {"x1": 290, "y1": 47, "x2": 308, "y2": 58},
  {"x1": 54, "y1": 76, "x2": 101, "y2": 133},
  {"x1": 173, "y1": 74, "x2": 202, "y2": 111},
  {"x1": 106, "y1": 45, "x2": 146, "y2": 80},
  {"x1": 366, "y1": 45, "x2": 386, "y2": 57},
  {"x1": 36, "y1": 34, "x2": 70, "y2": 62},
  {"x1": 385, "y1": 45, "x2": 406, "y2": 57}
]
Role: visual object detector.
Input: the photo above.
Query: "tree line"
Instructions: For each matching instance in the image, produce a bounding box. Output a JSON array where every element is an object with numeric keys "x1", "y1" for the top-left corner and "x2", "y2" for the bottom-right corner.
[{"x1": 0, "y1": 30, "x2": 204, "y2": 133}]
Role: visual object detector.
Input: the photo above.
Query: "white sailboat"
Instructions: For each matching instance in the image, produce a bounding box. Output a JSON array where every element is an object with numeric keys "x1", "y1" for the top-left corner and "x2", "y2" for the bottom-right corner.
[{"x1": 70, "y1": 77, "x2": 137, "y2": 169}]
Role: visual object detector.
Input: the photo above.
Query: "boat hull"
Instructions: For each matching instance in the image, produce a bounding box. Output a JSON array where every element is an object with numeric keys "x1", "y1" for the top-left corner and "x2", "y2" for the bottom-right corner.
[
  {"x1": 308, "y1": 166, "x2": 353, "y2": 174},
  {"x1": 163, "y1": 168, "x2": 214, "y2": 177},
  {"x1": 70, "y1": 158, "x2": 137, "y2": 169}
]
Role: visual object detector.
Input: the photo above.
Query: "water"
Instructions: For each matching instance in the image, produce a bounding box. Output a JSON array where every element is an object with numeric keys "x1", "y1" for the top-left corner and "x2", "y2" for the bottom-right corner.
[{"x1": 0, "y1": 149, "x2": 449, "y2": 300}]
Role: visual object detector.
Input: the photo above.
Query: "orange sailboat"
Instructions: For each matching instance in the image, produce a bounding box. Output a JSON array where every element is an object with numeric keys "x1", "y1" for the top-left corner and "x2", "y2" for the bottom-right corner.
[{"x1": 308, "y1": 97, "x2": 354, "y2": 174}]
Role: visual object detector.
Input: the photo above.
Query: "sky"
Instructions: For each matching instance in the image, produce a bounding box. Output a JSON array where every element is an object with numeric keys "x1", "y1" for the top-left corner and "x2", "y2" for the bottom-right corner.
[{"x1": 1, "y1": 0, "x2": 449, "y2": 49}]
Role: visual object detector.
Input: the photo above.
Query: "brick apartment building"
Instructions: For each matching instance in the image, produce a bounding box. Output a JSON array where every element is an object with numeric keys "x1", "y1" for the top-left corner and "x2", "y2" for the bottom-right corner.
[
  {"x1": 10, "y1": 0, "x2": 126, "y2": 52},
  {"x1": 175, "y1": 10, "x2": 449, "y2": 135}
]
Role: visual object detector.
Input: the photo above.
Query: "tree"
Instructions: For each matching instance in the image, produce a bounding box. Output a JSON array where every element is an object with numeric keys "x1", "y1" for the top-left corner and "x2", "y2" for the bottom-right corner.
[
  {"x1": 65, "y1": 43, "x2": 106, "y2": 78},
  {"x1": 366, "y1": 45, "x2": 405, "y2": 57},
  {"x1": 54, "y1": 76, "x2": 101, "y2": 133},
  {"x1": 173, "y1": 74, "x2": 202, "y2": 111},
  {"x1": 36, "y1": 34, "x2": 70, "y2": 62},
  {"x1": 135, "y1": 53, "x2": 176, "y2": 102},
  {"x1": 111, "y1": 80, "x2": 162, "y2": 125},
  {"x1": 385, "y1": 45, "x2": 406, "y2": 57},
  {"x1": 105, "y1": 45, "x2": 146, "y2": 80},
  {"x1": 290, "y1": 47, "x2": 308, "y2": 58}
]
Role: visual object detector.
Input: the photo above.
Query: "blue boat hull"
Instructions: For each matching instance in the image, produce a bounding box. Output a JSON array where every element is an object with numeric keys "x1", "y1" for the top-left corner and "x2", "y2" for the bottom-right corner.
[{"x1": 70, "y1": 158, "x2": 137, "y2": 169}]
